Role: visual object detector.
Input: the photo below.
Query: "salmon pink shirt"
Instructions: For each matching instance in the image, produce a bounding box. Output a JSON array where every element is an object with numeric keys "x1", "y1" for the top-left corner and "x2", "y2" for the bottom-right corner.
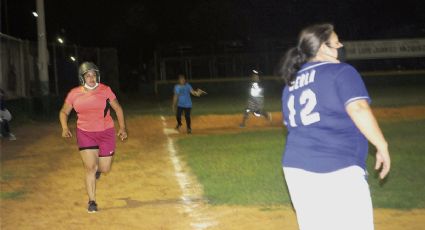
[{"x1": 65, "y1": 84, "x2": 116, "y2": 132}]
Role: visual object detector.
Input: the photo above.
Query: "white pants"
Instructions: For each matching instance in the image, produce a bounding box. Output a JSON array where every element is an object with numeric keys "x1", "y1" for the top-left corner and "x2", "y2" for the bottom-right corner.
[{"x1": 283, "y1": 166, "x2": 374, "y2": 230}]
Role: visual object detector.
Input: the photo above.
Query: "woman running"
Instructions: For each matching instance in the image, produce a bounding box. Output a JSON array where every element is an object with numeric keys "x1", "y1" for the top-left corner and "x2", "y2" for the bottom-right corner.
[
  {"x1": 239, "y1": 70, "x2": 272, "y2": 128},
  {"x1": 279, "y1": 24, "x2": 390, "y2": 230},
  {"x1": 59, "y1": 62, "x2": 127, "y2": 213}
]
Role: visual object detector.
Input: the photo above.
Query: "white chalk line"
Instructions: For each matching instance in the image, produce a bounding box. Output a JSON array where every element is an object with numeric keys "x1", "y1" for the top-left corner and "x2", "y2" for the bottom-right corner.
[{"x1": 160, "y1": 115, "x2": 217, "y2": 229}]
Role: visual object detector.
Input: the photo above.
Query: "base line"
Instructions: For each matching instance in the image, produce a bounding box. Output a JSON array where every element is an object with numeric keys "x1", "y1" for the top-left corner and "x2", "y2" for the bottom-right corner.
[{"x1": 160, "y1": 115, "x2": 217, "y2": 229}]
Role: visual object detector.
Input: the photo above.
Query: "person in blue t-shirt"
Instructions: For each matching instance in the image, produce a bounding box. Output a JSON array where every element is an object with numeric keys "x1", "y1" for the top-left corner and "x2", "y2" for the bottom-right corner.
[
  {"x1": 172, "y1": 74, "x2": 206, "y2": 134},
  {"x1": 278, "y1": 24, "x2": 390, "y2": 230}
]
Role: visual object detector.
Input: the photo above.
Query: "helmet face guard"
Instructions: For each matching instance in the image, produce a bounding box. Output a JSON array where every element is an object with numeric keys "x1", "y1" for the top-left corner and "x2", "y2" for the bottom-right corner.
[{"x1": 78, "y1": 62, "x2": 100, "y2": 85}]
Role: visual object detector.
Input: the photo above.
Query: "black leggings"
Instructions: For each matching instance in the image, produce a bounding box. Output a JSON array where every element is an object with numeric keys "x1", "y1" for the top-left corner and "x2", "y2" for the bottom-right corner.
[
  {"x1": 1, "y1": 120, "x2": 11, "y2": 137},
  {"x1": 176, "y1": 107, "x2": 191, "y2": 129}
]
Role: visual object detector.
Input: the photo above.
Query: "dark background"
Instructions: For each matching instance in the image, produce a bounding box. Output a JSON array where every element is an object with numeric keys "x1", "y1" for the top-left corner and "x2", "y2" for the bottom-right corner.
[{"x1": 2, "y1": 0, "x2": 425, "y2": 86}]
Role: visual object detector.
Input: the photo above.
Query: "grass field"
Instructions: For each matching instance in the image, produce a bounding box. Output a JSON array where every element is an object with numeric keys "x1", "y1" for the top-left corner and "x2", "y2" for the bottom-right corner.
[
  {"x1": 174, "y1": 84, "x2": 425, "y2": 209},
  {"x1": 178, "y1": 120, "x2": 425, "y2": 209},
  {"x1": 368, "y1": 119, "x2": 425, "y2": 208},
  {"x1": 178, "y1": 129, "x2": 288, "y2": 205}
]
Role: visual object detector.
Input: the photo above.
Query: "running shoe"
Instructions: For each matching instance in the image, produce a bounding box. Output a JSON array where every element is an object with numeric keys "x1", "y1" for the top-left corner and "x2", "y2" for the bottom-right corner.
[
  {"x1": 187, "y1": 128, "x2": 192, "y2": 134},
  {"x1": 88, "y1": 200, "x2": 98, "y2": 213},
  {"x1": 8, "y1": 133, "x2": 16, "y2": 141}
]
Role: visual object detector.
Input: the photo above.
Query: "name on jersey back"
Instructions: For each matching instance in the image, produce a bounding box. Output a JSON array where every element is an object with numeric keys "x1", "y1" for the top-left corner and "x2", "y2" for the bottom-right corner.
[{"x1": 288, "y1": 70, "x2": 316, "y2": 92}]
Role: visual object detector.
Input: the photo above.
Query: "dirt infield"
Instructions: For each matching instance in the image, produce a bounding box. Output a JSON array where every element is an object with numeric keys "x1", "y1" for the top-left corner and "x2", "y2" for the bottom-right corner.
[
  {"x1": 1, "y1": 106, "x2": 425, "y2": 229},
  {"x1": 1, "y1": 117, "x2": 193, "y2": 229},
  {"x1": 188, "y1": 105, "x2": 425, "y2": 134}
]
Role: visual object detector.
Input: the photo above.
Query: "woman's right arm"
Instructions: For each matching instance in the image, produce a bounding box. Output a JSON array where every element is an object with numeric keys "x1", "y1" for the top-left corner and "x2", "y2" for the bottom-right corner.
[
  {"x1": 59, "y1": 103, "x2": 73, "y2": 138},
  {"x1": 172, "y1": 94, "x2": 178, "y2": 113}
]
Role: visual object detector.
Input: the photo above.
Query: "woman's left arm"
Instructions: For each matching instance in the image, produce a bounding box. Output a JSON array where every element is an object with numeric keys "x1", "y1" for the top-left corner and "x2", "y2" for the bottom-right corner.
[
  {"x1": 190, "y1": 88, "x2": 207, "y2": 97},
  {"x1": 110, "y1": 99, "x2": 128, "y2": 140},
  {"x1": 190, "y1": 89, "x2": 200, "y2": 96},
  {"x1": 346, "y1": 99, "x2": 390, "y2": 179}
]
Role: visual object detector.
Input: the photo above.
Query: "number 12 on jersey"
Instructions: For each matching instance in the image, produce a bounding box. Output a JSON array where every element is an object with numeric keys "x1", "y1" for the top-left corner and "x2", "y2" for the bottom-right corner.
[{"x1": 287, "y1": 88, "x2": 321, "y2": 127}]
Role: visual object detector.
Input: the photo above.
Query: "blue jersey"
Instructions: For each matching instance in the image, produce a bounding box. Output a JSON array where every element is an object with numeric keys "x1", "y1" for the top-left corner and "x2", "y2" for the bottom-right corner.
[
  {"x1": 174, "y1": 83, "x2": 193, "y2": 108},
  {"x1": 281, "y1": 62, "x2": 371, "y2": 173}
]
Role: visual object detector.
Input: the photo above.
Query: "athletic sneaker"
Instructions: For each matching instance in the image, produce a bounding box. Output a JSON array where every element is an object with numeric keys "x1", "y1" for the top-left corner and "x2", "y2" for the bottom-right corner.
[
  {"x1": 175, "y1": 124, "x2": 181, "y2": 130},
  {"x1": 239, "y1": 123, "x2": 246, "y2": 128},
  {"x1": 88, "y1": 200, "x2": 98, "y2": 213},
  {"x1": 9, "y1": 133, "x2": 16, "y2": 141},
  {"x1": 187, "y1": 128, "x2": 192, "y2": 134},
  {"x1": 95, "y1": 171, "x2": 101, "y2": 180},
  {"x1": 0, "y1": 133, "x2": 16, "y2": 140}
]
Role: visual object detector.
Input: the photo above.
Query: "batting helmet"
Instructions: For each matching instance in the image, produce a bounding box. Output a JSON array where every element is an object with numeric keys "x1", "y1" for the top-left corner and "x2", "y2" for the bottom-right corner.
[
  {"x1": 78, "y1": 62, "x2": 100, "y2": 85},
  {"x1": 251, "y1": 69, "x2": 260, "y2": 82}
]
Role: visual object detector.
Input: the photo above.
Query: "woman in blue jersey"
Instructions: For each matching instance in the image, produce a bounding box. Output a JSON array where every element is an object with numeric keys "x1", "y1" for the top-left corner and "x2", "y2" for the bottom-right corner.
[
  {"x1": 172, "y1": 74, "x2": 206, "y2": 134},
  {"x1": 278, "y1": 24, "x2": 390, "y2": 230}
]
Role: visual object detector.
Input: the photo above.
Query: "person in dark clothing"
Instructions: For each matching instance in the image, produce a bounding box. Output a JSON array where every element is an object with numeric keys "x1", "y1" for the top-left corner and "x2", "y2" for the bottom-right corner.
[
  {"x1": 240, "y1": 70, "x2": 272, "y2": 128},
  {"x1": 0, "y1": 88, "x2": 16, "y2": 141}
]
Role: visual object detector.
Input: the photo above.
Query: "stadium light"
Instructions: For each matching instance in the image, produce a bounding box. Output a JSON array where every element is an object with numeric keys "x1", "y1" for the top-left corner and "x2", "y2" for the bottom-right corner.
[
  {"x1": 32, "y1": 12, "x2": 39, "y2": 17},
  {"x1": 57, "y1": 37, "x2": 64, "y2": 44},
  {"x1": 70, "y1": 56, "x2": 76, "y2": 62}
]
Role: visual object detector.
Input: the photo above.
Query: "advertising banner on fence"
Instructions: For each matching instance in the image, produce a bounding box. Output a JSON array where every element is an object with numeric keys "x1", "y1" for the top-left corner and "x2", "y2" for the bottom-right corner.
[{"x1": 345, "y1": 38, "x2": 425, "y2": 60}]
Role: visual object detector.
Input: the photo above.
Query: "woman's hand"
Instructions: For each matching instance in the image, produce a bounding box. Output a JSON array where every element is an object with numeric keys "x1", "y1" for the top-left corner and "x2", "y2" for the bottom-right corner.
[
  {"x1": 117, "y1": 128, "x2": 128, "y2": 141},
  {"x1": 59, "y1": 103, "x2": 73, "y2": 138},
  {"x1": 62, "y1": 128, "x2": 72, "y2": 138},
  {"x1": 109, "y1": 99, "x2": 127, "y2": 141},
  {"x1": 197, "y1": 89, "x2": 207, "y2": 95},
  {"x1": 193, "y1": 88, "x2": 207, "y2": 97},
  {"x1": 375, "y1": 145, "x2": 391, "y2": 179}
]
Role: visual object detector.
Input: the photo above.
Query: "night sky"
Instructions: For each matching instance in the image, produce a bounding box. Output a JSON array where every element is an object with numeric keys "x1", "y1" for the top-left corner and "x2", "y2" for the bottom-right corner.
[{"x1": 2, "y1": 0, "x2": 425, "y2": 68}]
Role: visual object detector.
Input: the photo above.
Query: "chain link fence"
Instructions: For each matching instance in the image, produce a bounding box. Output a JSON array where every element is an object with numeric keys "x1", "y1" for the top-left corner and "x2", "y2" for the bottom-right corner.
[
  {"x1": 155, "y1": 40, "x2": 292, "y2": 81},
  {"x1": 154, "y1": 38, "x2": 425, "y2": 81},
  {"x1": 1, "y1": 33, "x2": 120, "y2": 120},
  {"x1": 0, "y1": 33, "x2": 35, "y2": 98},
  {"x1": 153, "y1": 39, "x2": 425, "y2": 97},
  {"x1": 0, "y1": 33, "x2": 120, "y2": 99}
]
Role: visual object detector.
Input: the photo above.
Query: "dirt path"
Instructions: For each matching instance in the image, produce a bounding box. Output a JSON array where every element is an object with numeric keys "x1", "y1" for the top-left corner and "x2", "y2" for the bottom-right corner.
[
  {"x1": 187, "y1": 105, "x2": 425, "y2": 134},
  {"x1": 1, "y1": 106, "x2": 425, "y2": 229},
  {"x1": 1, "y1": 116, "x2": 193, "y2": 229}
]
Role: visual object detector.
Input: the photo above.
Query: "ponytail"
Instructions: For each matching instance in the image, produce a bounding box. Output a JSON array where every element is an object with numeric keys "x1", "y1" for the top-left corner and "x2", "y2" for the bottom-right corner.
[
  {"x1": 277, "y1": 23, "x2": 334, "y2": 85},
  {"x1": 278, "y1": 47, "x2": 307, "y2": 85}
]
